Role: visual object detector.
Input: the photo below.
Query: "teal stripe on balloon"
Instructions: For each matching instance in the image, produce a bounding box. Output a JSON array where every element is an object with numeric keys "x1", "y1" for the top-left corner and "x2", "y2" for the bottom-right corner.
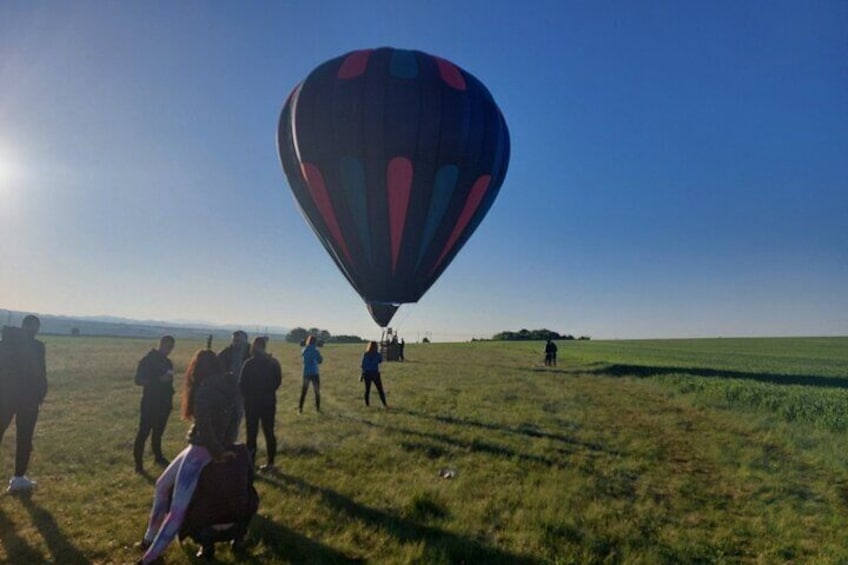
[
  {"x1": 340, "y1": 157, "x2": 372, "y2": 264},
  {"x1": 390, "y1": 50, "x2": 418, "y2": 79},
  {"x1": 416, "y1": 164, "x2": 459, "y2": 269}
]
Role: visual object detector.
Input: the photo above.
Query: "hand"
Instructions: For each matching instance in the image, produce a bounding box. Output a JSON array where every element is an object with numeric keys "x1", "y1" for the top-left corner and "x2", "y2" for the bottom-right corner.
[
  {"x1": 214, "y1": 451, "x2": 236, "y2": 463},
  {"x1": 159, "y1": 370, "x2": 174, "y2": 383}
]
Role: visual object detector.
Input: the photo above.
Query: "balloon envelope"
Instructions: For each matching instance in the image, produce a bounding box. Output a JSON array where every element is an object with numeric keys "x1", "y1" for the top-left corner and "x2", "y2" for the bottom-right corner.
[{"x1": 278, "y1": 47, "x2": 510, "y2": 327}]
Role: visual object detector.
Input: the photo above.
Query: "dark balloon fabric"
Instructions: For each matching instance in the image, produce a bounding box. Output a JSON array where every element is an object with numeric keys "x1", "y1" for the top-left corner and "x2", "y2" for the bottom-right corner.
[{"x1": 278, "y1": 47, "x2": 510, "y2": 327}]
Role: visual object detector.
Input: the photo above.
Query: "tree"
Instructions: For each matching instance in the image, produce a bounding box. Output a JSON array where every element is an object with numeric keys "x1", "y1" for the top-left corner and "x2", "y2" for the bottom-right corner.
[{"x1": 286, "y1": 327, "x2": 310, "y2": 344}]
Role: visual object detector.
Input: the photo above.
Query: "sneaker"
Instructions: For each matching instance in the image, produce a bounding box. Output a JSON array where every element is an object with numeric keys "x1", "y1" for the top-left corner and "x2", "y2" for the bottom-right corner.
[
  {"x1": 154, "y1": 456, "x2": 170, "y2": 467},
  {"x1": 259, "y1": 463, "x2": 276, "y2": 473},
  {"x1": 7, "y1": 476, "x2": 37, "y2": 493},
  {"x1": 134, "y1": 539, "x2": 152, "y2": 552}
]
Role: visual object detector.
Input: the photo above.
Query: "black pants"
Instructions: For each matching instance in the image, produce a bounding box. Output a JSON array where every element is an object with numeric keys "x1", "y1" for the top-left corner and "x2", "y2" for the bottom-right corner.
[
  {"x1": 244, "y1": 403, "x2": 276, "y2": 465},
  {"x1": 0, "y1": 401, "x2": 39, "y2": 476},
  {"x1": 133, "y1": 396, "x2": 172, "y2": 467},
  {"x1": 363, "y1": 371, "x2": 387, "y2": 407},
  {"x1": 299, "y1": 375, "x2": 320, "y2": 411}
]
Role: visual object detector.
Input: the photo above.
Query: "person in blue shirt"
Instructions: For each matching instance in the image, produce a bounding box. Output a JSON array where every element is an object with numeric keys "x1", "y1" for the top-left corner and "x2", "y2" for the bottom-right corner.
[
  {"x1": 360, "y1": 341, "x2": 388, "y2": 408},
  {"x1": 298, "y1": 335, "x2": 323, "y2": 413}
]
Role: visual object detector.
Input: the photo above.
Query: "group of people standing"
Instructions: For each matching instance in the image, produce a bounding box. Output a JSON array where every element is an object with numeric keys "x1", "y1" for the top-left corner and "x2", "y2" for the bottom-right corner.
[
  {"x1": 0, "y1": 316, "x2": 393, "y2": 562},
  {"x1": 132, "y1": 332, "x2": 390, "y2": 563}
]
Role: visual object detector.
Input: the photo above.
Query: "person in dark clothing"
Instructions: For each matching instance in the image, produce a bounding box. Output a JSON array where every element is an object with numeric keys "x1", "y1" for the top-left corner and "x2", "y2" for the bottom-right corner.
[
  {"x1": 360, "y1": 341, "x2": 388, "y2": 408},
  {"x1": 544, "y1": 338, "x2": 558, "y2": 367},
  {"x1": 137, "y1": 349, "x2": 240, "y2": 564},
  {"x1": 133, "y1": 335, "x2": 176, "y2": 472},
  {"x1": 218, "y1": 330, "x2": 249, "y2": 439},
  {"x1": 218, "y1": 330, "x2": 250, "y2": 378},
  {"x1": 238, "y1": 337, "x2": 282, "y2": 471},
  {"x1": 399, "y1": 338, "x2": 405, "y2": 362},
  {"x1": 0, "y1": 315, "x2": 47, "y2": 493}
]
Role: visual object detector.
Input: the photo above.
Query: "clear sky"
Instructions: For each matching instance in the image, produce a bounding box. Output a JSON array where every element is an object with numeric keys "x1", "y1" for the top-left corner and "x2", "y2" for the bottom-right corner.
[{"x1": 1, "y1": 1, "x2": 846, "y2": 341}]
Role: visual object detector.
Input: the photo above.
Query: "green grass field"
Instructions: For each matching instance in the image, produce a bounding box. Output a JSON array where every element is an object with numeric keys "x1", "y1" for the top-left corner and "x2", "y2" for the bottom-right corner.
[{"x1": 1, "y1": 336, "x2": 848, "y2": 564}]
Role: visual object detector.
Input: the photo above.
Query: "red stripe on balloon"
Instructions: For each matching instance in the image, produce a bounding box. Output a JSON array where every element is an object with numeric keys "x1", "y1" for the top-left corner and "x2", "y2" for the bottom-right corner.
[
  {"x1": 387, "y1": 157, "x2": 413, "y2": 274},
  {"x1": 431, "y1": 175, "x2": 490, "y2": 274},
  {"x1": 435, "y1": 57, "x2": 466, "y2": 90},
  {"x1": 302, "y1": 163, "x2": 352, "y2": 263},
  {"x1": 337, "y1": 50, "x2": 373, "y2": 79}
]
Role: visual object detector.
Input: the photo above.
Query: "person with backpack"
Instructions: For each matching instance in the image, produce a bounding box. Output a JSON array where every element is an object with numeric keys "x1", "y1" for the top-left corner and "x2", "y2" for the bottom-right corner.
[
  {"x1": 238, "y1": 337, "x2": 282, "y2": 470},
  {"x1": 0, "y1": 315, "x2": 48, "y2": 493},
  {"x1": 133, "y1": 335, "x2": 176, "y2": 472}
]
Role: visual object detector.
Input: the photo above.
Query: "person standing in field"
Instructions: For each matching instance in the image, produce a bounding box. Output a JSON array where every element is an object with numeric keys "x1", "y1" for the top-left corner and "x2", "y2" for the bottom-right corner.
[
  {"x1": 298, "y1": 335, "x2": 322, "y2": 413},
  {"x1": 238, "y1": 337, "x2": 282, "y2": 470},
  {"x1": 218, "y1": 330, "x2": 249, "y2": 440},
  {"x1": 0, "y1": 315, "x2": 47, "y2": 493},
  {"x1": 133, "y1": 335, "x2": 176, "y2": 472},
  {"x1": 544, "y1": 338, "x2": 558, "y2": 367},
  {"x1": 360, "y1": 341, "x2": 388, "y2": 408},
  {"x1": 137, "y1": 349, "x2": 239, "y2": 564},
  {"x1": 399, "y1": 338, "x2": 405, "y2": 362}
]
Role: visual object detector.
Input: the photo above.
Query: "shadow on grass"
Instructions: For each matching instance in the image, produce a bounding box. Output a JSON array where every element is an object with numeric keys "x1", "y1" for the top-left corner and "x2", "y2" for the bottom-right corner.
[
  {"x1": 336, "y1": 413, "x2": 571, "y2": 468},
  {"x1": 257, "y1": 473, "x2": 542, "y2": 565},
  {"x1": 136, "y1": 468, "x2": 157, "y2": 485},
  {"x1": 0, "y1": 505, "x2": 44, "y2": 563},
  {"x1": 244, "y1": 513, "x2": 364, "y2": 564},
  {"x1": 588, "y1": 364, "x2": 848, "y2": 389},
  {"x1": 18, "y1": 495, "x2": 90, "y2": 564},
  {"x1": 392, "y1": 408, "x2": 611, "y2": 454}
]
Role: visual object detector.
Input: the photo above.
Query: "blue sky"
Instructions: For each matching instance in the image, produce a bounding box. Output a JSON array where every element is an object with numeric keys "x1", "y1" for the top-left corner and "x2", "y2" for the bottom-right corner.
[{"x1": 1, "y1": 1, "x2": 846, "y2": 341}]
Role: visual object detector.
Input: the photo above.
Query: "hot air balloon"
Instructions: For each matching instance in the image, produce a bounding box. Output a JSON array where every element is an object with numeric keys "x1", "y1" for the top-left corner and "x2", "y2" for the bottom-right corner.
[{"x1": 278, "y1": 47, "x2": 510, "y2": 327}]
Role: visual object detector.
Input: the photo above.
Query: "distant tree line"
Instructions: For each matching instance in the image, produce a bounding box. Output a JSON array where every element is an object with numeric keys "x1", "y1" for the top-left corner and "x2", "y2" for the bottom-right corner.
[
  {"x1": 491, "y1": 329, "x2": 590, "y2": 341},
  {"x1": 285, "y1": 327, "x2": 366, "y2": 345}
]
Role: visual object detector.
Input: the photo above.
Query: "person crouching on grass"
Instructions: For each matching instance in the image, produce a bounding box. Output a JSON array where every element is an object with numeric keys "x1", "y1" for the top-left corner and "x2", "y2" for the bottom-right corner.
[
  {"x1": 136, "y1": 350, "x2": 239, "y2": 564},
  {"x1": 360, "y1": 341, "x2": 388, "y2": 409}
]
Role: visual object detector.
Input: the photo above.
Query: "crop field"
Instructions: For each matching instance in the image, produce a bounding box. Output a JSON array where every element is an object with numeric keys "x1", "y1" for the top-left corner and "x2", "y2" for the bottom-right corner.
[{"x1": 1, "y1": 336, "x2": 848, "y2": 564}]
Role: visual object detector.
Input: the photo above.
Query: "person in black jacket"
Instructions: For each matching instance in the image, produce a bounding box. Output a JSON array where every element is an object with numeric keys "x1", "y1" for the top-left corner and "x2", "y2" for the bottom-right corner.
[
  {"x1": 544, "y1": 338, "x2": 558, "y2": 367},
  {"x1": 218, "y1": 330, "x2": 249, "y2": 440},
  {"x1": 239, "y1": 337, "x2": 282, "y2": 470},
  {"x1": 0, "y1": 315, "x2": 47, "y2": 493},
  {"x1": 133, "y1": 335, "x2": 176, "y2": 472}
]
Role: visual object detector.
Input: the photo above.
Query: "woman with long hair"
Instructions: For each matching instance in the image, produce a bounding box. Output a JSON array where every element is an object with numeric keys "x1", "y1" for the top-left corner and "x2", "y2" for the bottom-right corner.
[
  {"x1": 360, "y1": 341, "x2": 388, "y2": 408},
  {"x1": 137, "y1": 349, "x2": 239, "y2": 564}
]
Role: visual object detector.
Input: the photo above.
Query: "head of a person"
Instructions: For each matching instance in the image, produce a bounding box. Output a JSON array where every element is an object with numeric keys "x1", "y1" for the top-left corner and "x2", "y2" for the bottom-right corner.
[
  {"x1": 305, "y1": 335, "x2": 316, "y2": 347},
  {"x1": 251, "y1": 336, "x2": 268, "y2": 356},
  {"x1": 22, "y1": 315, "x2": 40, "y2": 338},
  {"x1": 366, "y1": 341, "x2": 378, "y2": 355},
  {"x1": 158, "y1": 335, "x2": 176, "y2": 356},
  {"x1": 182, "y1": 349, "x2": 223, "y2": 420},
  {"x1": 232, "y1": 330, "x2": 248, "y2": 347}
]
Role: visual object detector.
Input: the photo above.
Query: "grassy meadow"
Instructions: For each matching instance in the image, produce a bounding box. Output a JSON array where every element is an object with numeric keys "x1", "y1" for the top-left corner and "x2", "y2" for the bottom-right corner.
[{"x1": 1, "y1": 335, "x2": 848, "y2": 564}]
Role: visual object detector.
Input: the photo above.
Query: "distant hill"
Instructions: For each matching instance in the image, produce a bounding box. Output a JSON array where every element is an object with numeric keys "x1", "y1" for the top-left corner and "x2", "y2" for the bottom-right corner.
[{"x1": 0, "y1": 309, "x2": 288, "y2": 341}]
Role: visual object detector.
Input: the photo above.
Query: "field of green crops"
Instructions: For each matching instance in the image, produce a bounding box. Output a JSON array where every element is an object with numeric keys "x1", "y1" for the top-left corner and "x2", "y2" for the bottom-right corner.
[{"x1": 1, "y1": 336, "x2": 847, "y2": 563}]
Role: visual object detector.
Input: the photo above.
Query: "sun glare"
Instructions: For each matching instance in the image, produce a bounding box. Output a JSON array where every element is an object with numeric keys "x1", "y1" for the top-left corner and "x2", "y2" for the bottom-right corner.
[{"x1": 0, "y1": 142, "x2": 22, "y2": 198}]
